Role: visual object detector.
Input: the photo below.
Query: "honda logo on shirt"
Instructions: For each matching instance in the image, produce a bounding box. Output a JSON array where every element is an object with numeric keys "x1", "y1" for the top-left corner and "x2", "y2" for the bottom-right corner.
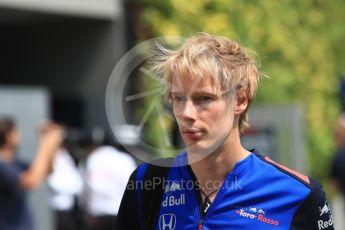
[{"x1": 159, "y1": 213, "x2": 176, "y2": 230}]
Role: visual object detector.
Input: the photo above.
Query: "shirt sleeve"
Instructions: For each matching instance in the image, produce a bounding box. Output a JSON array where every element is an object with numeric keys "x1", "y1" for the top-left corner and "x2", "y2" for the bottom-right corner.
[
  {"x1": 291, "y1": 178, "x2": 334, "y2": 230},
  {"x1": 115, "y1": 167, "x2": 142, "y2": 230}
]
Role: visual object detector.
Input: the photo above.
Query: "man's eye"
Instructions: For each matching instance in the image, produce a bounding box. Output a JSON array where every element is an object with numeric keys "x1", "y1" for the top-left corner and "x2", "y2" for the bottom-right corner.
[
  {"x1": 173, "y1": 95, "x2": 185, "y2": 102},
  {"x1": 202, "y1": 96, "x2": 212, "y2": 101},
  {"x1": 197, "y1": 96, "x2": 213, "y2": 102}
]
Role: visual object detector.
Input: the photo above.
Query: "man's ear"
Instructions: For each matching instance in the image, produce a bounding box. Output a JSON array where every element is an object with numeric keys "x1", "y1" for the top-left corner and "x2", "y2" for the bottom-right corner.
[{"x1": 234, "y1": 93, "x2": 249, "y2": 115}]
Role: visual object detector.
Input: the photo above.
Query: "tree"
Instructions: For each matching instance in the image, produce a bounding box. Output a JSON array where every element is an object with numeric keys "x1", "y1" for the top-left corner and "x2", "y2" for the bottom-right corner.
[{"x1": 132, "y1": 0, "x2": 345, "y2": 180}]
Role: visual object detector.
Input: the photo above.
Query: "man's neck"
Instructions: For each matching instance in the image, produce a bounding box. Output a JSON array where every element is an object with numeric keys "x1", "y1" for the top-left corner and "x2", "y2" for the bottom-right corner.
[
  {"x1": 189, "y1": 131, "x2": 250, "y2": 194},
  {"x1": 0, "y1": 146, "x2": 15, "y2": 162}
]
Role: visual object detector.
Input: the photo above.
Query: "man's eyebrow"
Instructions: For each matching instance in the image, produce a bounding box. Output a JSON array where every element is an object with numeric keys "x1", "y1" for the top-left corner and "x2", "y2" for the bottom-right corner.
[
  {"x1": 171, "y1": 91, "x2": 219, "y2": 97},
  {"x1": 171, "y1": 91, "x2": 183, "y2": 94},
  {"x1": 191, "y1": 90, "x2": 219, "y2": 96}
]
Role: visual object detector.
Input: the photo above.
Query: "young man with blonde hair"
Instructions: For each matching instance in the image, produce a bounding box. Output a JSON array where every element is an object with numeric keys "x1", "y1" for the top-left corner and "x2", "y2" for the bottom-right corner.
[{"x1": 116, "y1": 33, "x2": 334, "y2": 229}]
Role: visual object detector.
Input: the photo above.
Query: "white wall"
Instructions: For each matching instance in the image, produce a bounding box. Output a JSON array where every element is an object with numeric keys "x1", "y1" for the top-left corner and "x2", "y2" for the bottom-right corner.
[
  {"x1": 331, "y1": 195, "x2": 344, "y2": 230},
  {"x1": 244, "y1": 105, "x2": 307, "y2": 173},
  {"x1": 0, "y1": 87, "x2": 53, "y2": 230},
  {"x1": 0, "y1": 0, "x2": 122, "y2": 20}
]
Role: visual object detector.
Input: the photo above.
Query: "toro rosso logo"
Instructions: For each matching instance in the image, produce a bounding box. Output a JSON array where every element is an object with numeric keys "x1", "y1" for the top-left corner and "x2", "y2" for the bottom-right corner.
[
  {"x1": 249, "y1": 207, "x2": 265, "y2": 215},
  {"x1": 235, "y1": 208, "x2": 280, "y2": 226}
]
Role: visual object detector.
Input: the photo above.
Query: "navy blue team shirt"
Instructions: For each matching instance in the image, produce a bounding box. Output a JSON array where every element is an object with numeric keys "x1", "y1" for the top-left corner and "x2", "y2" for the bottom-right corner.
[
  {"x1": 117, "y1": 150, "x2": 334, "y2": 230},
  {"x1": 0, "y1": 159, "x2": 33, "y2": 230}
]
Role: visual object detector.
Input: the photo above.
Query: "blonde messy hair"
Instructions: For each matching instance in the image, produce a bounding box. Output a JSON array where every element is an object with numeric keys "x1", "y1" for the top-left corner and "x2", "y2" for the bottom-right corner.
[{"x1": 152, "y1": 33, "x2": 261, "y2": 132}]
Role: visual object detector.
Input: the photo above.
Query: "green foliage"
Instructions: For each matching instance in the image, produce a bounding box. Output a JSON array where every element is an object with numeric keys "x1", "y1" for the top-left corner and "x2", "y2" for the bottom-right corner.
[
  {"x1": 136, "y1": 0, "x2": 345, "y2": 181},
  {"x1": 134, "y1": 69, "x2": 179, "y2": 157}
]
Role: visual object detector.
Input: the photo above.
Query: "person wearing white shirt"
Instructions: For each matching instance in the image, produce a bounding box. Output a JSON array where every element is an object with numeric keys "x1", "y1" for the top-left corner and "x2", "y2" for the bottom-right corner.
[
  {"x1": 85, "y1": 145, "x2": 136, "y2": 230},
  {"x1": 48, "y1": 148, "x2": 83, "y2": 230}
]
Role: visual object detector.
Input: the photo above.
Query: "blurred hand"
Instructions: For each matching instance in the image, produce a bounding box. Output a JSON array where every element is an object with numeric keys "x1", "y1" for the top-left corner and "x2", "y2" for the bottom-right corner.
[
  {"x1": 37, "y1": 121, "x2": 64, "y2": 154},
  {"x1": 19, "y1": 121, "x2": 65, "y2": 189}
]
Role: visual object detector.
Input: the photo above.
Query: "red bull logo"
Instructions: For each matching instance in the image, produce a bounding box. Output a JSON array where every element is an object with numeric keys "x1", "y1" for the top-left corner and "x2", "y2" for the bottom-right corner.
[
  {"x1": 317, "y1": 202, "x2": 333, "y2": 230},
  {"x1": 162, "y1": 194, "x2": 185, "y2": 207},
  {"x1": 319, "y1": 202, "x2": 331, "y2": 216}
]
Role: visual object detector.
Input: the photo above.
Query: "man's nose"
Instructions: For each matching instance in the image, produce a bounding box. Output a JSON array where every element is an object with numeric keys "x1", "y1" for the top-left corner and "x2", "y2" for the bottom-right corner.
[{"x1": 181, "y1": 100, "x2": 197, "y2": 120}]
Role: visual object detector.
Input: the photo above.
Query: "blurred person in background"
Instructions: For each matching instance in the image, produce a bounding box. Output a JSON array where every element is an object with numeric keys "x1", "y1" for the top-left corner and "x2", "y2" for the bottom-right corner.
[
  {"x1": 85, "y1": 136, "x2": 136, "y2": 230},
  {"x1": 0, "y1": 117, "x2": 63, "y2": 230},
  {"x1": 330, "y1": 113, "x2": 345, "y2": 208},
  {"x1": 48, "y1": 146, "x2": 83, "y2": 230}
]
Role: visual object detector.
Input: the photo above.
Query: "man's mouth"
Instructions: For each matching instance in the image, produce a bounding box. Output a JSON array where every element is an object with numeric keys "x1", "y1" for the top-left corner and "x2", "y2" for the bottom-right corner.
[{"x1": 182, "y1": 128, "x2": 204, "y2": 140}]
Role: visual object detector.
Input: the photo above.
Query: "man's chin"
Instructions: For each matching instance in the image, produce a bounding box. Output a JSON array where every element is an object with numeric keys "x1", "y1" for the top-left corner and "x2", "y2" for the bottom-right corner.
[{"x1": 186, "y1": 141, "x2": 221, "y2": 163}]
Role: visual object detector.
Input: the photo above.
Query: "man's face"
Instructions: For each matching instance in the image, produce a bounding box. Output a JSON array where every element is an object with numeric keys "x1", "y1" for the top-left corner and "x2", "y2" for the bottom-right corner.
[
  {"x1": 7, "y1": 127, "x2": 21, "y2": 149},
  {"x1": 171, "y1": 75, "x2": 237, "y2": 157}
]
